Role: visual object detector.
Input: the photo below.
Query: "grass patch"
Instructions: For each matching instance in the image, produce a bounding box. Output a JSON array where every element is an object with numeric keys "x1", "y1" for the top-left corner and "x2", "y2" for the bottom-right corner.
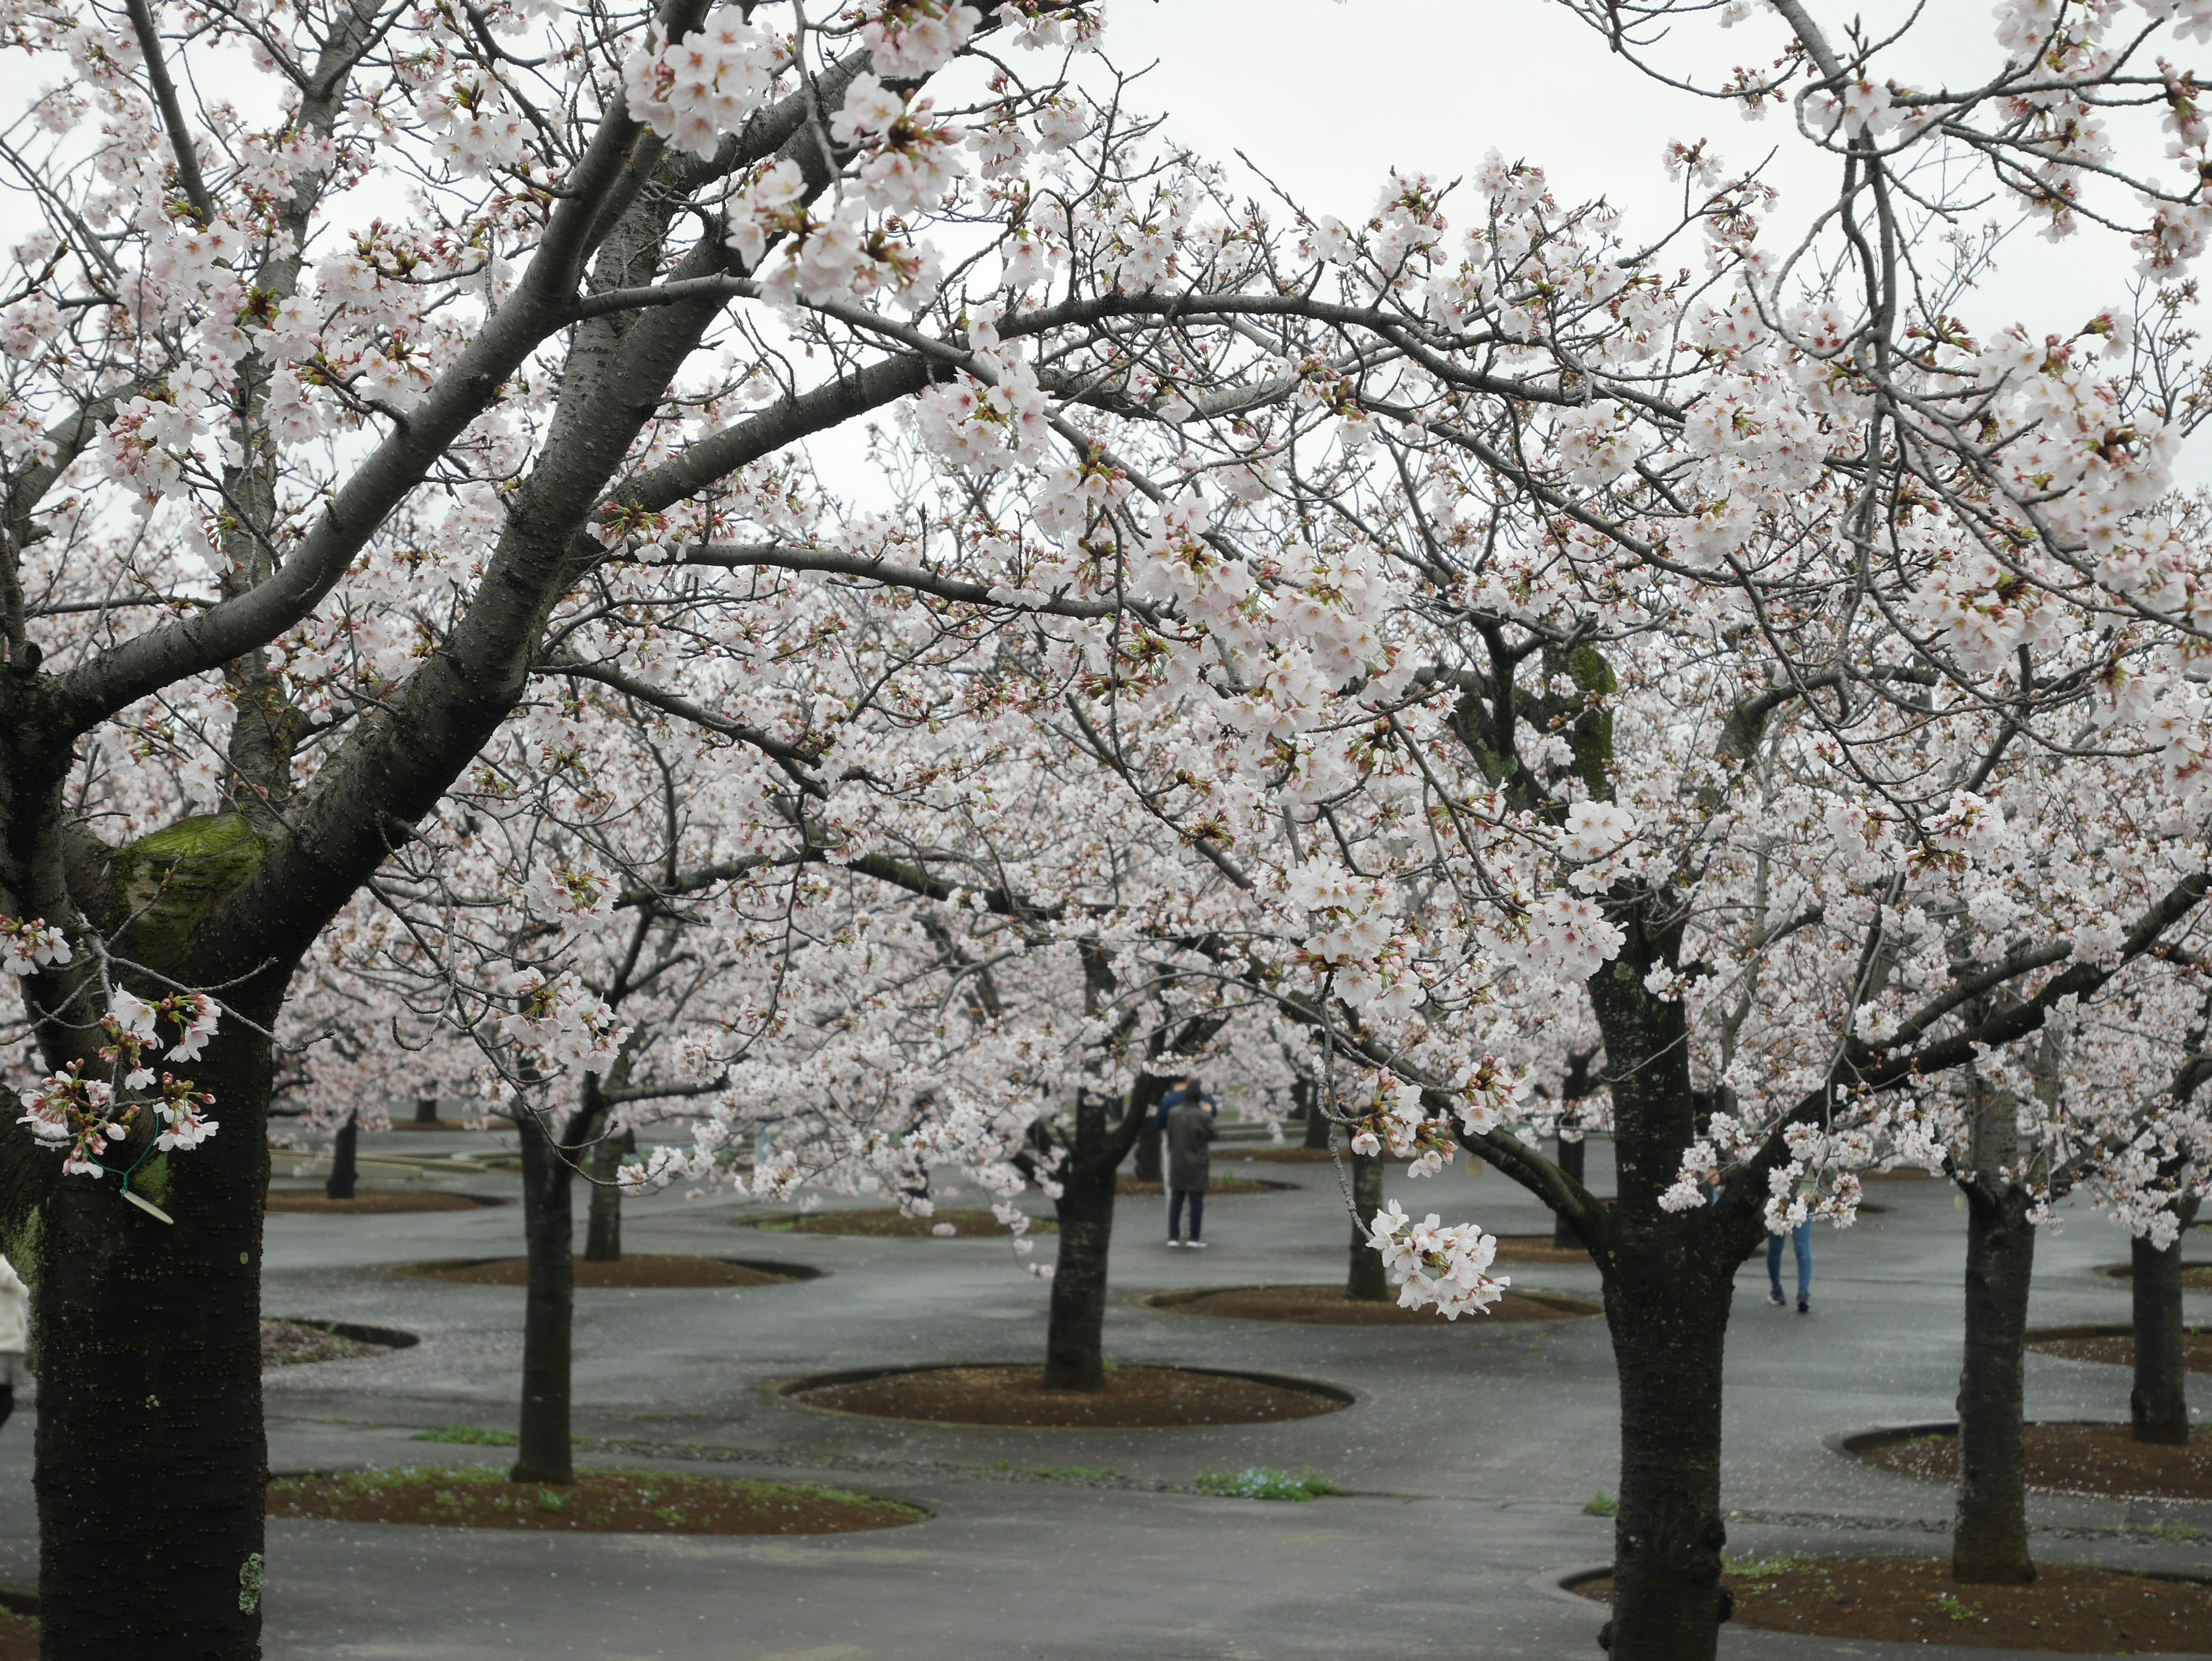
[
  {"x1": 411, "y1": 1424, "x2": 519, "y2": 1446},
  {"x1": 1191, "y1": 1467, "x2": 1336, "y2": 1501},
  {"x1": 1583, "y1": 1492, "x2": 1619, "y2": 1516},
  {"x1": 1033, "y1": 1466, "x2": 1116, "y2": 1481}
]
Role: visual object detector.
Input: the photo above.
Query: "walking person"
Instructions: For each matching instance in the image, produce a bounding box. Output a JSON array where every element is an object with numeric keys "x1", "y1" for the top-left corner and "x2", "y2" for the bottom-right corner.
[
  {"x1": 1767, "y1": 1202, "x2": 1815, "y2": 1312},
  {"x1": 1165, "y1": 1075, "x2": 1217, "y2": 1249},
  {"x1": 0, "y1": 1252, "x2": 28, "y2": 1428}
]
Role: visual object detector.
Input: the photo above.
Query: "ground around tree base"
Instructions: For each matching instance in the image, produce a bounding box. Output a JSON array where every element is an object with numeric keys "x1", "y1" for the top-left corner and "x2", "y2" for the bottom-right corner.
[
  {"x1": 1574, "y1": 1557, "x2": 2212, "y2": 1652},
  {"x1": 2027, "y1": 1325, "x2": 2212, "y2": 1374},
  {"x1": 785, "y1": 1363, "x2": 1349, "y2": 1428},
  {"x1": 747, "y1": 1208, "x2": 1055, "y2": 1238},
  {"x1": 1147, "y1": 1284, "x2": 1599, "y2": 1325},
  {"x1": 262, "y1": 1319, "x2": 395, "y2": 1365},
  {"x1": 268, "y1": 1189, "x2": 489, "y2": 1214},
  {"x1": 409, "y1": 1255, "x2": 801, "y2": 1288},
  {"x1": 267, "y1": 1467, "x2": 925, "y2": 1534},
  {"x1": 1858, "y1": 1423, "x2": 2212, "y2": 1501},
  {"x1": 1488, "y1": 1233, "x2": 1597, "y2": 1265},
  {"x1": 0, "y1": 1611, "x2": 31, "y2": 1659}
]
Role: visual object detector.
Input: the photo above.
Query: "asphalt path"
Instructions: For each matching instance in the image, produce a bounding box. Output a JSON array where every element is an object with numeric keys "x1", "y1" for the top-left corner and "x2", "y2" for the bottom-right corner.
[{"x1": 0, "y1": 1127, "x2": 2202, "y2": 1659}]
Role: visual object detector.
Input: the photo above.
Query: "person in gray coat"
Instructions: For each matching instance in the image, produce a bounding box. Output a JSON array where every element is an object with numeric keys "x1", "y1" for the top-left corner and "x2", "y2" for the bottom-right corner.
[{"x1": 1165, "y1": 1076, "x2": 1218, "y2": 1248}]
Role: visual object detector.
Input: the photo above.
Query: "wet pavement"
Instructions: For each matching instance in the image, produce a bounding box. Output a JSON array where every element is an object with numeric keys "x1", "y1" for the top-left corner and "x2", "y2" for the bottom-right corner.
[{"x1": 0, "y1": 1126, "x2": 2202, "y2": 1658}]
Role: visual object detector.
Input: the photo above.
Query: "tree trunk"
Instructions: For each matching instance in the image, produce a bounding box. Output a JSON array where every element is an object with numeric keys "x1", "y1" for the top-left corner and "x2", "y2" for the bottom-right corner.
[
  {"x1": 1132, "y1": 1112, "x2": 1162, "y2": 1182},
  {"x1": 511, "y1": 1108, "x2": 576, "y2": 1484},
  {"x1": 324, "y1": 1109, "x2": 358, "y2": 1200},
  {"x1": 1044, "y1": 1098, "x2": 1116, "y2": 1391},
  {"x1": 1953, "y1": 1181, "x2": 2037, "y2": 1583},
  {"x1": 34, "y1": 1021, "x2": 273, "y2": 1661},
  {"x1": 1554, "y1": 1133, "x2": 1588, "y2": 1250},
  {"x1": 1347, "y1": 1149, "x2": 1389, "y2": 1301},
  {"x1": 1603, "y1": 1266, "x2": 1734, "y2": 1661},
  {"x1": 2130, "y1": 1227, "x2": 2190, "y2": 1444},
  {"x1": 413, "y1": 1095, "x2": 440, "y2": 1125},
  {"x1": 1297, "y1": 1076, "x2": 1331, "y2": 1149},
  {"x1": 583, "y1": 1128, "x2": 630, "y2": 1263}
]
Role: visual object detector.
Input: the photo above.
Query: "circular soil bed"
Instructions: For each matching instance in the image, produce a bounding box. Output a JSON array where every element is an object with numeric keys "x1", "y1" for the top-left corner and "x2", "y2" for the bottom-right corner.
[
  {"x1": 1491, "y1": 1233, "x2": 1596, "y2": 1265},
  {"x1": 267, "y1": 1189, "x2": 498, "y2": 1214},
  {"x1": 408, "y1": 1255, "x2": 816, "y2": 1288},
  {"x1": 267, "y1": 1466, "x2": 922, "y2": 1534},
  {"x1": 2097, "y1": 1261, "x2": 2212, "y2": 1291},
  {"x1": 783, "y1": 1363, "x2": 1350, "y2": 1428},
  {"x1": 262, "y1": 1318, "x2": 417, "y2": 1366},
  {"x1": 1115, "y1": 1174, "x2": 1291, "y2": 1197},
  {"x1": 1147, "y1": 1284, "x2": 1600, "y2": 1326},
  {"x1": 2027, "y1": 1323, "x2": 2212, "y2": 1374},
  {"x1": 1854, "y1": 1422, "x2": 2212, "y2": 1502},
  {"x1": 1573, "y1": 1557, "x2": 2212, "y2": 1652},
  {"x1": 1230, "y1": 1145, "x2": 1407, "y2": 1164},
  {"x1": 747, "y1": 1207, "x2": 1054, "y2": 1239}
]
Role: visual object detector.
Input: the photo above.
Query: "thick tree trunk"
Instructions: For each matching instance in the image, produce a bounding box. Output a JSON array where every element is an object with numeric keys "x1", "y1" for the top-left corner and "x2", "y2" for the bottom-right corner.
[
  {"x1": 413, "y1": 1095, "x2": 440, "y2": 1125},
  {"x1": 1132, "y1": 1114, "x2": 1162, "y2": 1182},
  {"x1": 324, "y1": 1109, "x2": 358, "y2": 1200},
  {"x1": 1603, "y1": 1268, "x2": 1734, "y2": 1661},
  {"x1": 1346, "y1": 1150, "x2": 1389, "y2": 1301},
  {"x1": 1953, "y1": 1181, "x2": 2037, "y2": 1583},
  {"x1": 583, "y1": 1128, "x2": 629, "y2": 1262},
  {"x1": 2130, "y1": 1228, "x2": 2190, "y2": 1444},
  {"x1": 512, "y1": 1108, "x2": 576, "y2": 1484},
  {"x1": 1555, "y1": 1133, "x2": 1588, "y2": 1250},
  {"x1": 34, "y1": 1022, "x2": 273, "y2": 1661},
  {"x1": 1044, "y1": 1125, "x2": 1115, "y2": 1391}
]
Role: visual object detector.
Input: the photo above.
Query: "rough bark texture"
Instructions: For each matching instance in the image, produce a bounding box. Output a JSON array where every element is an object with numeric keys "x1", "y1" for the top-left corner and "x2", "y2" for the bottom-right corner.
[
  {"x1": 1589, "y1": 937, "x2": 1738, "y2": 1661},
  {"x1": 2130, "y1": 1228, "x2": 2190, "y2": 1444},
  {"x1": 413, "y1": 1096, "x2": 441, "y2": 1125},
  {"x1": 584, "y1": 1129, "x2": 629, "y2": 1262},
  {"x1": 33, "y1": 1017, "x2": 274, "y2": 1661},
  {"x1": 511, "y1": 1110, "x2": 577, "y2": 1484},
  {"x1": 1953, "y1": 1181, "x2": 2037, "y2": 1583},
  {"x1": 324, "y1": 1111, "x2": 358, "y2": 1201},
  {"x1": 1346, "y1": 1151, "x2": 1388, "y2": 1301},
  {"x1": 1131, "y1": 1115, "x2": 1163, "y2": 1182},
  {"x1": 1043, "y1": 1079, "x2": 1163, "y2": 1391}
]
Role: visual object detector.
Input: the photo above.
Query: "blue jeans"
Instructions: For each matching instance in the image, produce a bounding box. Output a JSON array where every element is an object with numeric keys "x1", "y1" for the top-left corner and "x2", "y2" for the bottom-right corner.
[
  {"x1": 1169, "y1": 1188, "x2": 1205, "y2": 1242},
  {"x1": 1767, "y1": 1221, "x2": 1812, "y2": 1300}
]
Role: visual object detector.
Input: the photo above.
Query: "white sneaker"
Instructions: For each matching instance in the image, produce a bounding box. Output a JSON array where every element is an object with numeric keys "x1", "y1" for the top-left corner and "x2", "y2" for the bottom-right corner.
[
  {"x1": 1166, "y1": 1239, "x2": 1181, "y2": 1248},
  {"x1": 1187, "y1": 1240, "x2": 1209, "y2": 1250},
  {"x1": 1767, "y1": 1288, "x2": 1784, "y2": 1307}
]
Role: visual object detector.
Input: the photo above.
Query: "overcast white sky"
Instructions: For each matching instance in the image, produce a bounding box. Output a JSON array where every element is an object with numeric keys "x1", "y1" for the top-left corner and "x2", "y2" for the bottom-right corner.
[{"x1": 1097, "y1": 1, "x2": 2152, "y2": 331}]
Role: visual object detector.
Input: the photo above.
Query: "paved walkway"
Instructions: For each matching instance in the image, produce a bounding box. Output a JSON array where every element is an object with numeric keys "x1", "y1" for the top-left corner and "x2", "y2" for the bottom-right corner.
[{"x1": 0, "y1": 1129, "x2": 2202, "y2": 1658}]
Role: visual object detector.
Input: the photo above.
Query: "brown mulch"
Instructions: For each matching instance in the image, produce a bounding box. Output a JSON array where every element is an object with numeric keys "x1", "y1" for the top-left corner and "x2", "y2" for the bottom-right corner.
[
  {"x1": 417, "y1": 1255, "x2": 793, "y2": 1288},
  {"x1": 268, "y1": 1190, "x2": 486, "y2": 1214},
  {"x1": 262, "y1": 1319, "x2": 392, "y2": 1367},
  {"x1": 1491, "y1": 1233, "x2": 1596, "y2": 1265},
  {"x1": 755, "y1": 1208, "x2": 1055, "y2": 1239},
  {"x1": 1577, "y1": 1557, "x2": 2212, "y2": 1652},
  {"x1": 1860, "y1": 1424, "x2": 2212, "y2": 1502},
  {"x1": 2029, "y1": 1330, "x2": 2212, "y2": 1374},
  {"x1": 0, "y1": 1611, "x2": 32, "y2": 1659},
  {"x1": 1160, "y1": 1284, "x2": 1599, "y2": 1326},
  {"x1": 267, "y1": 1467, "x2": 922, "y2": 1534},
  {"x1": 787, "y1": 1363, "x2": 1347, "y2": 1428},
  {"x1": 1115, "y1": 1175, "x2": 1286, "y2": 1196}
]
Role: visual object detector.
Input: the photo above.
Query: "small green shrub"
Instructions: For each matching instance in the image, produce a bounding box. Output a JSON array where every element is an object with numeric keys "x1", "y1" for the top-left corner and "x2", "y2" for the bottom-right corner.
[
  {"x1": 1191, "y1": 1467, "x2": 1336, "y2": 1501},
  {"x1": 1583, "y1": 1492, "x2": 1619, "y2": 1517}
]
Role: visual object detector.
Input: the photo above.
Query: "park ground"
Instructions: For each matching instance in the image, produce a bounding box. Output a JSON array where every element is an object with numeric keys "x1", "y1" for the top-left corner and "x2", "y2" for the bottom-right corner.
[{"x1": 0, "y1": 1126, "x2": 2204, "y2": 1660}]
